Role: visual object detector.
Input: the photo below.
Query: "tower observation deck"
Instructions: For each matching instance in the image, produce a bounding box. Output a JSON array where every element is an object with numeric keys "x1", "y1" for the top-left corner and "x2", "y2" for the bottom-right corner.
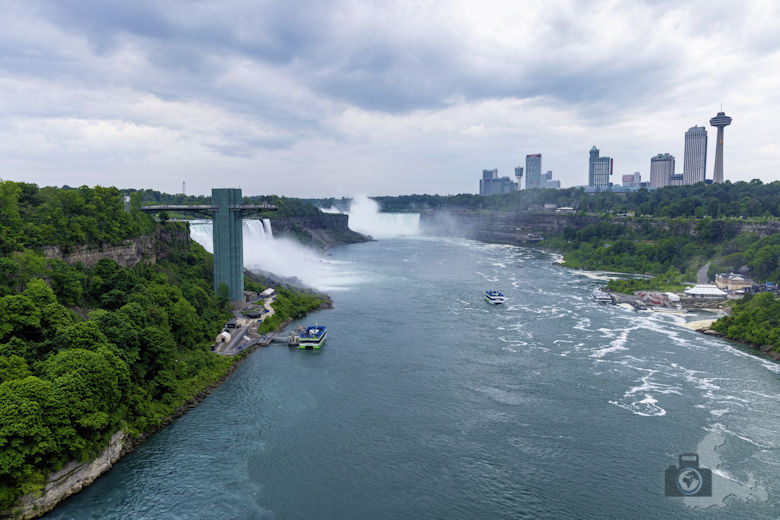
[
  {"x1": 710, "y1": 111, "x2": 732, "y2": 183},
  {"x1": 140, "y1": 188, "x2": 277, "y2": 302}
]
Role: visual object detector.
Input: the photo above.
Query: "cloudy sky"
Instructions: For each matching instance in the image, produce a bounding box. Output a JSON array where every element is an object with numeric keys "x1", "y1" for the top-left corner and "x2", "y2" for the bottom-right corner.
[{"x1": 1, "y1": 0, "x2": 779, "y2": 197}]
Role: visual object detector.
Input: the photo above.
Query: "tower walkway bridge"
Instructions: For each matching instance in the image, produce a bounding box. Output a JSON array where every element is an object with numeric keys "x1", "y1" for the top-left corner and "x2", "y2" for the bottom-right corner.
[
  {"x1": 139, "y1": 188, "x2": 277, "y2": 302},
  {"x1": 138, "y1": 203, "x2": 277, "y2": 216}
]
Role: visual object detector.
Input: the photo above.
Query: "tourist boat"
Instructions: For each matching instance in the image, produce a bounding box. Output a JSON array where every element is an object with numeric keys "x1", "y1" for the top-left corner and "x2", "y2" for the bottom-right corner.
[
  {"x1": 484, "y1": 290, "x2": 506, "y2": 305},
  {"x1": 591, "y1": 288, "x2": 613, "y2": 304},
  {"x1": 298, "y1": 324, "x2": 327, "y2": 349}
]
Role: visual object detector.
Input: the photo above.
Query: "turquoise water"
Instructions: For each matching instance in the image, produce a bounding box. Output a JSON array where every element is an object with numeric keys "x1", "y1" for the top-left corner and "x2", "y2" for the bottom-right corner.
[{"x1": 45, "y1": 237, "x2": 779, "y2": 519}]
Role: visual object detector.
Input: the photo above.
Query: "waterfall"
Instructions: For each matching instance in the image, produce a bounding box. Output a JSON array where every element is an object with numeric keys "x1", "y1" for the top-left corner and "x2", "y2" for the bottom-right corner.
[
  {"x1": 340, "y1": 195, "x2": 420, "y2": 239},
  {"x1": 189, "y1": 220, "x2": 360, "y2": 291}
]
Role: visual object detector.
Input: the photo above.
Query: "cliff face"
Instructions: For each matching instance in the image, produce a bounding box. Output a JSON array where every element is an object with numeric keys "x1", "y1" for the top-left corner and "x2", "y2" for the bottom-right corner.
[
  {"x1": 2, "y1": 431, "x2": 125, "y2": 520},
  {"x1": 269, "y1": 214, "x2": 369, "y2": 249},
  {"x1": 420, "y1": 210, "x2": 780, "y2": 245},
  {"x1": 41, "y1": 224, "x2": 189, "y2": 268}
]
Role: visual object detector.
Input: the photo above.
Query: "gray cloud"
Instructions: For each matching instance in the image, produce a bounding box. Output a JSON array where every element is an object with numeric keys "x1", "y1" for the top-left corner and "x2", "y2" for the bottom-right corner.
[{"x1": 0, "y1": 0, "x2": 778, "y2": 195}]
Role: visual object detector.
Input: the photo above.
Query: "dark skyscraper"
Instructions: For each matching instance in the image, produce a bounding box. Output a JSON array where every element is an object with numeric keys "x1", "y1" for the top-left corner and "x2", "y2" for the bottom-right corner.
[
  {"x1": 588, "y1": 146, "x2": 599, "y2": 186},
  {"x1": 710, "y1": 111, "x2": 732, "y2": 183},
  {"x1": 589, "y1": 146, "x2": 611, "y2": 188}
]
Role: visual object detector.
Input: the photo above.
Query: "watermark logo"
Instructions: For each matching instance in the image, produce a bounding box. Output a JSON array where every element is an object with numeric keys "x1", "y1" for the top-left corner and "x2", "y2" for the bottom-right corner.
[{"x1": 665, "y1": 453, "x2": 712, "y2": 497}]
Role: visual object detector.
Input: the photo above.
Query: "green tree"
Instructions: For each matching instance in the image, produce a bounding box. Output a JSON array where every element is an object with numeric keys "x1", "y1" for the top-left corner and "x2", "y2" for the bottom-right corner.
[
  {"x1": 22, "y1": 278, "x2": 57, "y2": 307},
  {"x1": 0, "y1": 295, "x2": 41, "y2": 342},
  {"x1": 170, "y1": 298, "x2": 202, "y2": 348},
  {"x1": 0, "y1": 355, "x2": 30, "y2": 383},
  {"x1": 52, "y1": 321, "x2": 112, "y2": 353}
]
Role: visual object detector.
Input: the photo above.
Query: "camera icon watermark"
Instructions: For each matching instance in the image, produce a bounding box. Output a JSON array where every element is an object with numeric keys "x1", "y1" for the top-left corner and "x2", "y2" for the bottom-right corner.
[{"x1": 665, "y1": 453, "x2": 712, "y2": 497}]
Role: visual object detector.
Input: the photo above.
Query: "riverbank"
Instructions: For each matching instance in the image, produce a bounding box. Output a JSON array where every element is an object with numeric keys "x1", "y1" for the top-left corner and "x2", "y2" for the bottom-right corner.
[
  {"x1": 683, "y1": 318, "x2": 780, "y2": 362},
  {"x1": 3, "y1": 292, "x2": 332, "y2": 520}
]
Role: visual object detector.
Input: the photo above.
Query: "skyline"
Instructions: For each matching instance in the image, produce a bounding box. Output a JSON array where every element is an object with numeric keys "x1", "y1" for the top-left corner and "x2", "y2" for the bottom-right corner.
[{"x1": 1, "y1": 1, "x2": 779, "y2": 197}]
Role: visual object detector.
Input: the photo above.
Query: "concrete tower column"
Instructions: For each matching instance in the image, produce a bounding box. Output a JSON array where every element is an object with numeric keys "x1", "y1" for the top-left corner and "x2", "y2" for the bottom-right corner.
[
  {"x1": 710, "y1": 112, "x2": 732, "y2": 183},
  {"x1": 212, "y1": 188, "x2": 244, "y2": 301}
]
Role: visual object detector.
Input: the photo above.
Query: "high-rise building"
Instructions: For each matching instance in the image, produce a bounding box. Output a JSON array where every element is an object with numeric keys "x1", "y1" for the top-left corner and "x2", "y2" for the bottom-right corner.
[
  {"x1": 593, "y1": 158, "x2": 612, "y2": 187},
  {"x1": 650, "y1": 153, "x2": 675, "y2": 188},
  {"x1": 514, "y1": 166, "x2": 524, "y2": 188},
  {"x1": 710, "y1": 111, "x2": 732, "y2": 183},
  {"x1": 542, "y1": 171, "x2": 560, "y2": 189},
  {"x1": 588, "y1": 146, "x2": 599, "y2": 186},
  {"x1": 525, "y1": 154, "x2": 542, "y2": 189},
  {"x1": 589, "y1": 146, "x2": 612, "y2": 187},
  {"x1": 683, "y1": 125, "x2": 708, "y2": 184},
  {"x1": 479, "y1": 169, "x2": 517, "y2": 195},
  {"x1": 479, "y1": 169, "x2": 496, "y2": 195}
]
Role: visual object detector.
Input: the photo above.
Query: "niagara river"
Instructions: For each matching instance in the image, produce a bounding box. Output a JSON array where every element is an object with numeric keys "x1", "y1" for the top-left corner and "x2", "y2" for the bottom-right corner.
[{"x1": 44, "y1": 225, "x2": 779, "y2": 518}]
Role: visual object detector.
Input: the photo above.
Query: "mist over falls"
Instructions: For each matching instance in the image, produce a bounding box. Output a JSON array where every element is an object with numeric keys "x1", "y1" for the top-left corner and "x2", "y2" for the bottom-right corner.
[
  {"x1": 189, "y1": 197, "x2": 420, "y2": 291},
  {"x1": 190, "y1": 220, "x2": 358, "y2": 291},
  {"x1": 324, "y1": 195, "x2": 420, "y2": 239}
]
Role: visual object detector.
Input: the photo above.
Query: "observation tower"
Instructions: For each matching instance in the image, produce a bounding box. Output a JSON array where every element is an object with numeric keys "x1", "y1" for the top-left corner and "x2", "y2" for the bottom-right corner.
[{"x1": 709, "y1": 111, "x2": 732, "y2": 183}]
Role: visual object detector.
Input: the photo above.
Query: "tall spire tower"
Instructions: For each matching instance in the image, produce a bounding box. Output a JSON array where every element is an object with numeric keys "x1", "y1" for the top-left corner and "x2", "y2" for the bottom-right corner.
[{"x1": 709, "y1": 111, "x2": 732, "y2": 183}]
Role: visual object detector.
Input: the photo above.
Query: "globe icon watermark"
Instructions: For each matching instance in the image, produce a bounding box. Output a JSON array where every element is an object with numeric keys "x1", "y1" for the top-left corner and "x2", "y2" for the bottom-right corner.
[{"x1": 665, "y1": 453, "x2": 712, "y2": 497}]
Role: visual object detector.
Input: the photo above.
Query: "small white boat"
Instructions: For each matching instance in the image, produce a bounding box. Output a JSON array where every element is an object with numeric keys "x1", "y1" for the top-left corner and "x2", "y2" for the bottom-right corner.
[
  {"x1": 485, "y1": 290, "x2": 505, "y2": 305},
  {"x1": 591, "y1": 288, "x2": 613, "y2": 304}
]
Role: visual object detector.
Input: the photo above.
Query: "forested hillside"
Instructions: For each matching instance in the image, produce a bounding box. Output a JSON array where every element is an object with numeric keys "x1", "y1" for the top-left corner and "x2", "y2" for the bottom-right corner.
[
  {"x1": 542, "y1": 221, "x2": 780, "y2": 284},
  {"x1": 1, "y1": 183, "x2": 155, "y2": 254},
  {"x1": 711, "y1": 293, "x2": 780, "y2": 351},
  {"x1": 0, "y1": 182, "x2": 233, "y2": 508}
]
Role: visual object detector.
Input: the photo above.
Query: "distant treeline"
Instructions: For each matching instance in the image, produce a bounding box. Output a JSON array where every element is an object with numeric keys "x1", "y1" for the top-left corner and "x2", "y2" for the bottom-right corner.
[{"x1": 374, "y1": 180, "x2": 780, "y2": 218}]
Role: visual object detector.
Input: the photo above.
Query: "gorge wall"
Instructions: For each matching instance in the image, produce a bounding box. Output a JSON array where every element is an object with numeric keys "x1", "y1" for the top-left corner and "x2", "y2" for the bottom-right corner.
[
  {"x1": 420, "y1": 210, "x2": 780, "y2": 245},
  {"x1": 2, "y1": 431, "x2": 125, "y2": 520},
  {"x1": 270, "y1": 214, "x2": 369, "y2": 250},
  {"x1": 41, "y1": 224, "x2": 190, "y2": 268}
]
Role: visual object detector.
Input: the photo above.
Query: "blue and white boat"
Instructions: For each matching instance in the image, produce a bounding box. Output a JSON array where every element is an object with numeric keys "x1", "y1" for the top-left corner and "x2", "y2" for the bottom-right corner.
[
  {"x1": 484, "y1": 290, "x2": 505, "y2": 305},
  {"x1": 298, "y1": 324, "x2": 327, "y2": 349}
]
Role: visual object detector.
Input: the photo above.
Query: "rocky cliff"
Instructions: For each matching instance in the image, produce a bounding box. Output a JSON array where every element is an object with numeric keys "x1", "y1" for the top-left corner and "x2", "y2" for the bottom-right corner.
[
  {"x1": 269, "y1": 214, "x2": 369, "y2": 249},
  {"x1": 420, "y1": 210, "x2": 780, "y2": 245},
  {"x1": 2, "y1": 431, "x2": 125, "y2": 520},
  {"x1": 41, "y1": 224, "x2": 189, "y2": 268}
]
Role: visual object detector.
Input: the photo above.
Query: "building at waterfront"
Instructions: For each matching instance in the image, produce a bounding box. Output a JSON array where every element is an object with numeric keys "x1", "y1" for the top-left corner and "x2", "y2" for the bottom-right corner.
[
  {"x1": 684, "y1": 284, "x2": 727, "y2": 299},
  {"x1": 710, "y1": 111, "x2": 732, "y2": 183},
  {"x1": 479, "y1": 169, "x2": 518, "y2": 195},
  {"x1": 525, "y1": 154, "x2": 542, "y2": 189},
  {"x1": 682, "y1": 125, "x2": 708, "y2": 184},
  {"x1": 649, "y1": 153, "x2": 675, "y2": 188},
  {"x1": 588, "y1": 146, "x2": 612, "y2": 187},
  {"x1": 514, "y1": 166, "x2": 524, "y2": 188}
]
